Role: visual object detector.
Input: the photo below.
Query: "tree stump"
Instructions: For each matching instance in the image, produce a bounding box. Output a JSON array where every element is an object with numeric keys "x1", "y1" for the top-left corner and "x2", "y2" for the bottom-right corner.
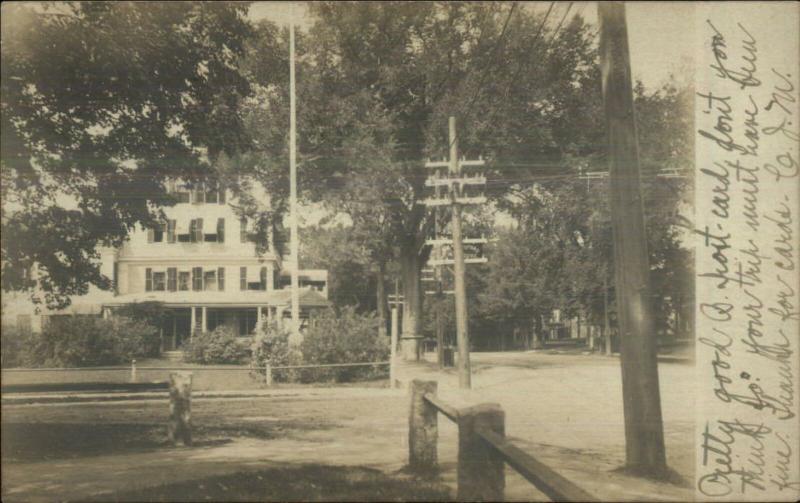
[{"x1": 168, "y1": 372, "x2": 192, "y2": 446}]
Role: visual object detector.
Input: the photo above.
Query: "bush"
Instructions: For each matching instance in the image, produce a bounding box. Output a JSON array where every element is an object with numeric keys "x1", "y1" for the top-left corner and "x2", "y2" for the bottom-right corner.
[
  {"x1": 19, "y1": 316, "x2": 159, "y2": 367},
  {"x1": 1, "y1": 325, "x2": 36, "y2": 368},
  {"x1": 183, "y1": 326, "x2": 249, "y2": 364},
  {"x1": 299, "y1": 307, "x2": 389, "y2": 383},
  {"x1": 114, "y1": 302, "x2": 168, "y2": 356},
  {"x1": 250, "y1": 321, "x2": 303, "y2": 382}
]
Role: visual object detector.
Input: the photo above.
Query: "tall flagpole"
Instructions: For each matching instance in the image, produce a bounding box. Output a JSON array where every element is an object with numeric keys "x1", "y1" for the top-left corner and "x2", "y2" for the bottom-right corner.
[{"x1": 289, "y1": 21, "x2": 301, "y2": 342}]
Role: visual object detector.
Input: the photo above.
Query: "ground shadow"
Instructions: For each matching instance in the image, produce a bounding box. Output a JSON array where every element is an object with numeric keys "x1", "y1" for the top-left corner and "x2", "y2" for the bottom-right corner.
[
  {"x1": 0, "y1": 417, "x2": 336, "y2": 463},
  {"x1": 83, "y1": 463, "x2": 452, "y2": 502}
]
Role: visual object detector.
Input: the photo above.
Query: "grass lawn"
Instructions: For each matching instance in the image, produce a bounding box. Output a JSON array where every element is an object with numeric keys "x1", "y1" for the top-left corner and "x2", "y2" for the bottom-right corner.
[
  {"x1": 1, "y1": 398, "x2": 336, "y2": 463},
  {"x1": 86, "y1": 465, "x2": 451, "y2": 502}
]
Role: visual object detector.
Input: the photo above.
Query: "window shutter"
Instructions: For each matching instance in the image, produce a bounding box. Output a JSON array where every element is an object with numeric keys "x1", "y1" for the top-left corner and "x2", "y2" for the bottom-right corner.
[
  {"x1": 240, "y1": 267, "x2": 247, "y2": 290},
  {"x1": 167, "y1": 220, "x2": 176, "y2": 243},
  {"x1": 240, "y1": 218, "x2": 247, "y2": 243},
  {"x1": 145, "y1": 268, "x2": 153, "y2": 292},
  {"x1": 195, "y1": 218, "x2": 204, "y2": 243},
  {"x1": 218, "y1": 267, "x2": 225, "y2": 291},
  {"x1": 167, "y1": 268, "x2": 177, "y2": 292},
  {"x1": 192, "y1": 267, "x2": 202, "y2": 291},
  {"x1": 260, "y1": 267, "x2": 267, "y2": 291},
  {"x1": 189, "y1": 220, "x2": 196, "y2": 243},
  {"x1": 193, "y1": 183, "x2": 204, "y2": 204},
  {"x1": 219, "y1": 187, "x2": 226, "y2": 204},
  {"x1": 217, "y1": 218, "x2": 225, "y2": 243},
  {"x1": 147, "y1": 228, "x2": 154, "y2": 243}
]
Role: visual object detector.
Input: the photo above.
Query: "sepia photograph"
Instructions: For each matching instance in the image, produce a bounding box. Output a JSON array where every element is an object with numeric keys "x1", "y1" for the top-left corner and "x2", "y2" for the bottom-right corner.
[{"x1": 1, "y1": 1, "x2": 797, "y2": 502}]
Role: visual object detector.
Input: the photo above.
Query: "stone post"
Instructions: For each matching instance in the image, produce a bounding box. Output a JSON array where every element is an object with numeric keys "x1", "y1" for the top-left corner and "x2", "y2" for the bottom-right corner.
[
  {"x1": 457, "y1": 403, "x2": 505, "y2": 501},
  {"x1": 408, "y1": 379, "x2": 438, "y2": 472}
]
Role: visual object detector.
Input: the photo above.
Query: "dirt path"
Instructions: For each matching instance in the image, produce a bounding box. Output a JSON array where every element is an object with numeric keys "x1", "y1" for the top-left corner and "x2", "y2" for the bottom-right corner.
[{"x1": 3, "y1": 352, "x2": 694, "y2": 502}]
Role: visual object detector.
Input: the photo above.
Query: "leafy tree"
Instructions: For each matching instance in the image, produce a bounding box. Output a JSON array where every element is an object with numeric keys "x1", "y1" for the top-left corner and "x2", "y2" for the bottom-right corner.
[
  {"x1": 299, "y1": 224, "x2": 376, "y2": 311},
  {"x1": 478, "y1": 79, "x2": 693, "y2": 348},
  {"x1": 1, "y1": 2, "x2": 254, "y2": 308},
  {"x1": 290, "y1": 3, "x2": 600, "y2": 339}
]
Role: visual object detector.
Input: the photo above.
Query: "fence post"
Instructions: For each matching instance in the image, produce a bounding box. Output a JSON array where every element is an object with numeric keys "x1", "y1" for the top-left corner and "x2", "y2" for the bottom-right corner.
[
  {"x1": 168, "y1": 372, "x2": 192, "y2": 447},
  {"x1": 408, "y1": 379, "x2": 438, "y2": 472},
  {"x1": 265, "y1": 363, "x2": 273, "y2": 386},
  {"x1": 457, "y1": 403, "x2": 505, "y2": 501},
  {"x1": 130, "y1": 359, "x2": 137, "y2": 383}
]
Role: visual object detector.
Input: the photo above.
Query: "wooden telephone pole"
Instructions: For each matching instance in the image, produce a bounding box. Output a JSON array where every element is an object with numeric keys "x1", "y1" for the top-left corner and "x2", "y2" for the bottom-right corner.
[
  {"x1": 449, "y1": 117, "x2": 471, "y2": 389},
  {"x1": 423, "y1": 117, "x2": 486, "y2": 389},
  {"x1": 598, "y1": 2, "x2": 666, "y2": 474},
  {"x1": 288, "y1": 22, "x2": 301, "y2": 342}
]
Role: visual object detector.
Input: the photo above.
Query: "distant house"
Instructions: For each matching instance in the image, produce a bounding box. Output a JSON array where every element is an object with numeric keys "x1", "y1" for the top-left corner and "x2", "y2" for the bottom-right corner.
[{"x1": 3, "y1": 180, "x2": 329, "y2": 351}]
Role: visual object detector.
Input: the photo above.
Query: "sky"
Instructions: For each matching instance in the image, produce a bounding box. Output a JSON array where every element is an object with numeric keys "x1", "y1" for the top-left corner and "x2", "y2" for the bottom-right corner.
[{"x1": 248, "y1": 1, "x2": 696, "y2": 90}]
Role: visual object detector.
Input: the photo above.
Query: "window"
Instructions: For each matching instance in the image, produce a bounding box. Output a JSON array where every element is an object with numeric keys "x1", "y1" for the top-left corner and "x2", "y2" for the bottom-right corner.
[
  {"x1": 240, "y1": 217, "x2": 248, "y2": 243},
  {"x1": 192, "y1": 267, "x2": 203, "y2": 291},
  {"x1": 192, "y1": 185, "x2": 205, "y2": 204},
  {"x1": 206, "y1": 185, "x2": 218, "y2": 204},
  {"x1": 238, "y1": 309, "x2": 257, "y2": 336},
  {"x1": 145, "y1": 268, "x2": 153, "y2": 292},
  {"x1": 204, "y1": 270, "x2": 217, "y2": 291},
  {"x1": 167, "y1": 268, "x2": 177, "y2": 292},
  {"x1": 240, "y1": 267, "x2": 247, "y2": 290},
  {"x1": 153, "y1": 272, "x2": 166, "y2": 291},
  {"x1": 179, "y1": 271, "x2": 190, "y2": 291},
  {"x1": 217, "y1": 218, "x2": 225, "y2": 243},
  {"x1": 176, "y1": 191, "x2": 190, "y2": 203},
  {"x1": 218, "y1": 267, "x2": 225, "y2": 291}
]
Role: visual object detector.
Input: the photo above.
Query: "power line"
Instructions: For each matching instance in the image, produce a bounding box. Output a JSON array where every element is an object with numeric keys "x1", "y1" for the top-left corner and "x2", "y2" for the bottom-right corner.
[{"x1": 545, "y1": 2, "x2": 574, "y2": 51}]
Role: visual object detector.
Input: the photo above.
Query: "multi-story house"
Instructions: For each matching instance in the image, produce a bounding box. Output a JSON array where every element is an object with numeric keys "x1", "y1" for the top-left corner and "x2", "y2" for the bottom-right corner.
[{"x1": 3, "y1": 181, "x2": 328, "y2": 351}]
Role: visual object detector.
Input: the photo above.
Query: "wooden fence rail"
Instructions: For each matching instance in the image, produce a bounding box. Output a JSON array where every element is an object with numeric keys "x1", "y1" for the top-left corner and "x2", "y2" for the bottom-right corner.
[
  {"x1": 3, "y1": 360, "x2": 390, "y2": 387},
  {"x1": 408, "y1": 379, "x2": 597, "y2": 502}
]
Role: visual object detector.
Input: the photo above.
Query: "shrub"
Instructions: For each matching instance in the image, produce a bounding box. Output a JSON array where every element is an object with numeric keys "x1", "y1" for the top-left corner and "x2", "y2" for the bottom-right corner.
[
  {"x1": 299, "y1": 307, "x2": 389, "y2": 382},
  {"x1": 183, "y1": 326, "x2": 249, "y2": 365},
  {"x1": 250, "y1": 321, "x2": 303, "y2": 382},
  {"x1": 1, "y1": 325, "x2": 36, "y2": 368},
  {"x1": 114, "y1": 302, "x2": 168, "y2": 356},
  {"x1": 21, "y1": 316, "x2": 158, "y2": 367}
]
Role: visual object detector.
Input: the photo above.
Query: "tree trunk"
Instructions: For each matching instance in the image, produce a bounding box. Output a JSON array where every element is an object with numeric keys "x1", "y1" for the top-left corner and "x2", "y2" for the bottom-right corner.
[
  {"x1": 376, "y1": 263, "x2": 388, "y2": 339},
  {"x1": 401, "y1": 249, "x2": 423, "y2": 339}
]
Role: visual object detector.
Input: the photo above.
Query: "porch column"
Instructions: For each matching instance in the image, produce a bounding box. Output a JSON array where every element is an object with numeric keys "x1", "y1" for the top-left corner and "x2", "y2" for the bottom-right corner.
[
  {"x1": 190, "y1": 307, "x2": 196, "y2": 340},
  {"x1": 257, "y1": 306, "x2": 263, "y2": 330},
  {"x1": 102, "y1": 307, "x2": 110, "y2": 319},
  {"x1": 201, "y1": 306, "x2": 208, "y2": 333},
  {"x1": 266, "y1": 264, "x2": 274, "y2": 291}
]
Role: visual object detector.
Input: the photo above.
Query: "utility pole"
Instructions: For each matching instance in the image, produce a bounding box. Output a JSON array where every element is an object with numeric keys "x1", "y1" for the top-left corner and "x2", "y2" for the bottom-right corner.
[
  {"x1": 289, "y1": 22, "x2": 301, "y2": 342},
  {"x1": 449, "y1": 117, "x2": 470, "y2": 389},
  {"x1": 598, "y1": 1, "x2": 667, "y2": 475},
  {"x1": 603, "y1": 271, "x2": 612, "y2": 356},
  {"x1": 423, "y1": 118, "x2": 486, "y2": 389}
]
